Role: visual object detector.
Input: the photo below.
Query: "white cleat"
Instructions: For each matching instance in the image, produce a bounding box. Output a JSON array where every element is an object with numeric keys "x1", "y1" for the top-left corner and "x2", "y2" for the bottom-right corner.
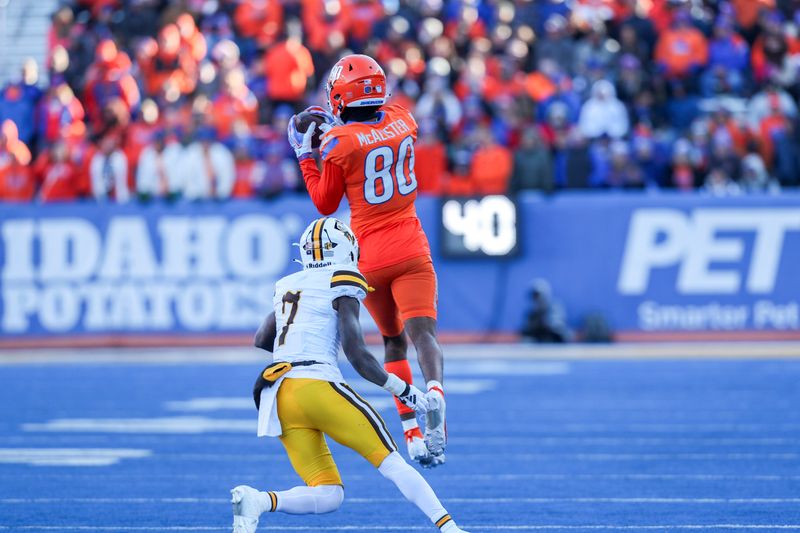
[
  {"x1": 405, "y1": 427, "x2": 430, "y2": 463},
  {"x1": 230, "y1": 485, "x2": 267, "y2": 533},
  {"x1": 419, "y1": 453, "x2": 445, "y2": 469},
  {"x1": 424, "y1": 389, "x2": 446, "y2": 457}
]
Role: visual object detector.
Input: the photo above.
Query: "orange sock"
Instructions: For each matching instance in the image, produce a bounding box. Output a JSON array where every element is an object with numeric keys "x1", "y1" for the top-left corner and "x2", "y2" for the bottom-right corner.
[{"x1": 384, "y1": 359, "x2": 415, "y2": 417}]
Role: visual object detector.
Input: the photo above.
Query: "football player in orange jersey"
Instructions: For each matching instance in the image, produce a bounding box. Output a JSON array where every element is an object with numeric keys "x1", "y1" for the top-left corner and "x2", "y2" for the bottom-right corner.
[{"x1": 287, "y1": 54, "x2": 446, "y2": 467}]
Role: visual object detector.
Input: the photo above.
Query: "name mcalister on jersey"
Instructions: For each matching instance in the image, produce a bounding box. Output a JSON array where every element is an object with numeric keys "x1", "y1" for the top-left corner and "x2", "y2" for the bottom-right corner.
[
  {"x1": 355, "y1": 118, "x2": 412, "y2": 147},
  {"x1": 300, "y1": 104, "x2": 431, "y2": 272}
]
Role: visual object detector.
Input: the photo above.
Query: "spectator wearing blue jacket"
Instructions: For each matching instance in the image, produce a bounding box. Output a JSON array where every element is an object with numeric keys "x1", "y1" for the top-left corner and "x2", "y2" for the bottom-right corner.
[
  {"x1": 701, "y1": 16, "x2": 750, "y2": 97},
  {"x1": 665, "y1": 80, "x2": 701, "y2": 132},
  {"x1": 0, "y1": 60, "x2": 43, "y2": 147}
]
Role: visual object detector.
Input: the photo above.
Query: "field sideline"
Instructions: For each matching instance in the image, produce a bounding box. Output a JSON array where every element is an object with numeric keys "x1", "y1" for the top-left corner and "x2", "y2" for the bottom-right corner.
[{"x1": 1, "y1": 343, "x2": 799, "y2": 531}]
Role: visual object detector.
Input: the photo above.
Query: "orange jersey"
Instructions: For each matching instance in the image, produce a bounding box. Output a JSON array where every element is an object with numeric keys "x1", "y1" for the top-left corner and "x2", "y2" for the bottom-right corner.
[{"x1": 300, "y1": 104, "x2": 431, "y2": 272}]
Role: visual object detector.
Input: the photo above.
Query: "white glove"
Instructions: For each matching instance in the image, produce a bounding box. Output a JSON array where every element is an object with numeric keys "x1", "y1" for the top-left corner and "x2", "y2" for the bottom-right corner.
[
  {"x1": 287, "y1": 119, "x2": 316, "y2": 161},
  {"x1": 383, "y1": 373, "x2": 429, "y2": 413}
]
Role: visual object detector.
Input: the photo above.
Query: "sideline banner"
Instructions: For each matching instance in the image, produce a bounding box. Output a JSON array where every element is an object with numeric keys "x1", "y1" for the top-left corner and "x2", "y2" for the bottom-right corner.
[
  {"x1": 0, "y1": 199, "x2": 314, "y2": 339},
  {"x1": 1, "y1": 192, "x2": 799, "y2": 342},
  {"x1": 460, "y1": 193, "x2": 800, "y2": 337}
]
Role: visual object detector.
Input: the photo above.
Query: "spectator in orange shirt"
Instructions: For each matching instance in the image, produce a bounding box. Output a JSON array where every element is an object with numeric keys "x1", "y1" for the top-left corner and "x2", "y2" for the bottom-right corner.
[
  {"x1": 655, "y1": 10, "x2": 708, "y2": 80},
  {"x1": 176, "y1": 13, "x2": 207, "y2": 63},
  {"x1": 750, "y1": 11, "x2": 799, "y2": 86},
  {"x1": 263, "y1": 37, "x2": 314, "y2": 108},
  {"x1": 414, "y1": 122, "x2": 446, "y2": 195},
  {"x1": 234, "y1": 0, "x2": 283, "y2": 50},
  {"x1": 731, "y1": 0, "x2": 775, "y2": 39},
  {"x1": 487, "y1": 57, "x2": 526, "y2": 104},
  {"x1": 35, "y1": 140, "x2": 80, "y2": 203},
  {"x1": 756, "y1": 96, "x2": 792, "y2": 167},
  {"x1": 443, "y1": 149, "x2": 477, "y2": 196},
  {"x1": 708, "y1": 104, "x2": 748, "y2": 156},
  {"x1": 469, "y1": 126, "x2": 513, "y2": 195},
  {"x1": 83, "y1": 39, "x2": 140, "y2": 132},
  {"x1": 445, "y1": 2, "x2": 488, "y2": 42},
  {"x1": 347, "y1": 0, "x2": 383, "y2": 47},
  {"x1": 63, "y1": 130, "x2": 95, "y2": 197},
  {"x1": 232, "y1": 143, "x2": 257, "y2": 199},
  {"x1": 37, "y1": 78, "x2": 86, "y2": 147},
  {"x1": 747, "y1": 84, "x2": 798, "y2": 133},
  {"x1": 211, "y1": 68, "x2": 258, "y2": 140},
  {"x1": 302, "y1": 0, "x2": 350, "y2": 53},
  {"x1": 0, "y1": 120, "x2": 34, "y2": 201},
  {"x1": 140, "y1": 24, "x2": 198, "y2": 99}
]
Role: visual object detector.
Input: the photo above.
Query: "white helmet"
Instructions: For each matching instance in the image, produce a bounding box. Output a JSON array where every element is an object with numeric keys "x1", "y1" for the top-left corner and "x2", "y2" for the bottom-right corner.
[{"x1": 297, "y1": 217, "x2": 359, "y2": 269}]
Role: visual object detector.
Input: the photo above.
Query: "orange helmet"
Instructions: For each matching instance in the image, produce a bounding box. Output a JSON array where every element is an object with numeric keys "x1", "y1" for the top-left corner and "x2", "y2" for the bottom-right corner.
[{"x1": 326, "y1": 54, "x2": 387, "y2": 119}]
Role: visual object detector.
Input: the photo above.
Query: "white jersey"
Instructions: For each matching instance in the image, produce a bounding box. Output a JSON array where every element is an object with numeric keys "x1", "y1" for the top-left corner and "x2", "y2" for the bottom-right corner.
[{"x1": 271, "y1": 265, "x2": 369, "y2": 383}]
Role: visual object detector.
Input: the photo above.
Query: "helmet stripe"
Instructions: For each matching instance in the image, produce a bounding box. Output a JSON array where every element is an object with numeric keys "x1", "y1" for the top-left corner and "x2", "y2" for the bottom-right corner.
[{"x1": 312, "y1": 217, "x2": 328, "y2": 261}]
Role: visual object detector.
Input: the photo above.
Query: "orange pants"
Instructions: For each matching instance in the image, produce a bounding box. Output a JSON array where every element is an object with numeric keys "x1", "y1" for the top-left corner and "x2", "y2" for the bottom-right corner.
[{"x1": 363, "y1": 255, "x2": 438, "y2": 337}]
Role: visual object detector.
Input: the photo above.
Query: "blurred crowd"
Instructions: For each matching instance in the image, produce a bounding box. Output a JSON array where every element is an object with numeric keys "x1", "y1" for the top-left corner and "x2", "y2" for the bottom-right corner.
[{"x1": 1, "y1": 0, "x2": 799, "y2": 203}]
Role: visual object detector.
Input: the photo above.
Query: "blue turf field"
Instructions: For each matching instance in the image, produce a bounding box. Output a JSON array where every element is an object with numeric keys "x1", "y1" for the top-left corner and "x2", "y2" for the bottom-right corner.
[{"x1": 1, "y1": 350, "x2": 800, "y2": 531}]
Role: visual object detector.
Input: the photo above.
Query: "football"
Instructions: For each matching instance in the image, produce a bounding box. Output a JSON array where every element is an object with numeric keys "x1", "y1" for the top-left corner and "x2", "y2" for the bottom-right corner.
[{"x1": 294, "y1": 111, "x2": 326, "y2": 148}]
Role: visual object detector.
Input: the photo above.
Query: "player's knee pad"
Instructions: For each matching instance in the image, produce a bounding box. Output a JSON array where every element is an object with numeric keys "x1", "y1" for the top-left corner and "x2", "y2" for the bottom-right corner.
[{"x1": 312, "y1": 484, "x2": 344, "y2": 513}]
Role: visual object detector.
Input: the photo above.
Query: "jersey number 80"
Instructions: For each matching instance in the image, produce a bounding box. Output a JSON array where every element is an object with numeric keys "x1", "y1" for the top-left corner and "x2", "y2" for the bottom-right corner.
[{"x1": 363, "y1": 136, "x2": 417, "y2": 205}]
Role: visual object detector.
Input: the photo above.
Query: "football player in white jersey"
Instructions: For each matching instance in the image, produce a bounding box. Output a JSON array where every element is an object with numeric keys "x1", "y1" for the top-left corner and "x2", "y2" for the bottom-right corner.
[{"x1": 230, "y1": 217, "x2": 469, "y2": 533}]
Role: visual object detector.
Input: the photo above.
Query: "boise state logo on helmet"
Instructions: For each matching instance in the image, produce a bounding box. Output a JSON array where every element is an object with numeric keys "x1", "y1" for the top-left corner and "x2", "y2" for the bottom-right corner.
[
  {"x1": 298, "y1": 217, "x2": 359, "y2": 269},
  {"x1": 326, "y1": 54, "x2": 387, "y2": 118}
]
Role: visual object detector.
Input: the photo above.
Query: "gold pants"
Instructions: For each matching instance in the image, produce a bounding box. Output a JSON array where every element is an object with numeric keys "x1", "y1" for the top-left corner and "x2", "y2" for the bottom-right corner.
[{"x1": 277, "y1": 378, "x2": 398, "y2": 486}]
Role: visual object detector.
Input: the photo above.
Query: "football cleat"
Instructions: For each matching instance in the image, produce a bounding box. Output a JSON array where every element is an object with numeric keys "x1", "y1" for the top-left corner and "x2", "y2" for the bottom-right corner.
[
  {"x1": 404, "y1": 426, "x2": 430, "y2": 463},
  {"x1": 419, "y1": 453, "x2": 446, "y2": 469},
  {"x1": 230, "y1": 485, "x2": 267, "y2": 533},
  {"x1": 424, "y1": 388, "x2": 447, "y2": 457}
]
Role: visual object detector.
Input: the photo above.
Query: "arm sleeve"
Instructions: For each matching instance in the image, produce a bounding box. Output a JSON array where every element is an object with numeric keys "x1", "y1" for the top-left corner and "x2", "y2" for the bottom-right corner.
[{"x1": 300, "y1": 157, "x2": 346, "y2": 215}]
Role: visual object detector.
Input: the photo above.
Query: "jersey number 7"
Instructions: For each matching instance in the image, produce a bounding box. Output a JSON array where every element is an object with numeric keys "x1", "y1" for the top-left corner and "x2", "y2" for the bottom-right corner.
[
  {"x1": 278, "y1": 291, "x2": 301, "y2": 346},
  {"x1": 363, "y1": 136, "x2": 417, "y2": 205}
]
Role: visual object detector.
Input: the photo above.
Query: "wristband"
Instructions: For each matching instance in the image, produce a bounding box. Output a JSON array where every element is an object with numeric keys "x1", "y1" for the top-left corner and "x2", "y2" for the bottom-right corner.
[{"x1": 383, "y1": 373, "x2": 410, "y2": 397}]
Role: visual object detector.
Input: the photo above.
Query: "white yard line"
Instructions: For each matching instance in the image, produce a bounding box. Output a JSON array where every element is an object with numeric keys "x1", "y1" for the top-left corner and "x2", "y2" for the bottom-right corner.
[
  {"x1": 3, "y1": 497, "x2": 800, "y2": 504},
  {"x1": 1, "y1": 342, "x2": 800, "y2": 365},
  {"x1": 132, "y1": 451, "x2": 800, "y2": 462},
  {"x1": 3, "y1": 525, "x2": 800, "y2": 531},
  {"x1": 0, "y1": 448, "x2": 151, "y2": 466},
  {"x1": 2, "y1": 472, "x2": 799, "y2": 482},
  {"x1": 21, "y1": 418, "x2": 800, "y2": 435}
]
